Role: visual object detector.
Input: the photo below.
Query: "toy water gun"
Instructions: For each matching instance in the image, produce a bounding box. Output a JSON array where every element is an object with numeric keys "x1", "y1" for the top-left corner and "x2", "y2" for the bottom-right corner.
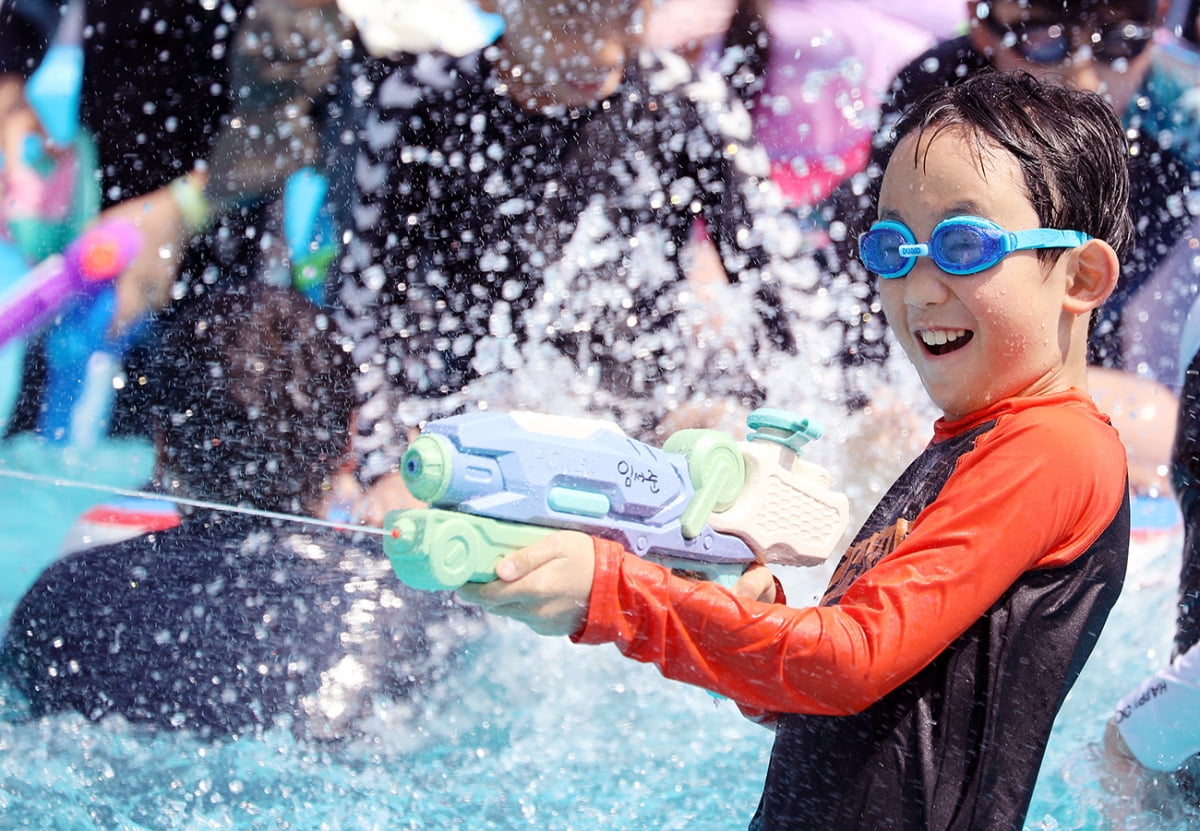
[
  {"x1": 0, "y1": 219, "x2": 140, "y2": 349},
  {"x1": 383, "y1": 409, "x2": 850, "y2": 591}
]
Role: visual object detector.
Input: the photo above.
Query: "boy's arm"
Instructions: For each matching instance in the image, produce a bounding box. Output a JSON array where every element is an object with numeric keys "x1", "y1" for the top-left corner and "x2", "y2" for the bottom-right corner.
[
  {"x1": 469, "y1": 405, "x2": 1127, "y2": 716},
  {"x1": 575, "y1": 406, "x2": 1127, "y2": 715}
]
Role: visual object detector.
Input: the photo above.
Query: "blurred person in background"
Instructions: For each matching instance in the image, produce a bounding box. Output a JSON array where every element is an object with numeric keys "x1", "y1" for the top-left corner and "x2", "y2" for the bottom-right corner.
[
  {"x1": 0, "y1": 0, "x2": 346, "y2": 440},
  {"x1": 332, "y1": 0, "x2": 835, "y2": 523},
  {"x1": 0, "y1": 283, "x2": 480, "y2": 739}
]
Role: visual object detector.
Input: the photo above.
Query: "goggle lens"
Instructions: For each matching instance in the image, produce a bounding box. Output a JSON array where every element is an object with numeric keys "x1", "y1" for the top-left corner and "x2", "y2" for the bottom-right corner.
[
  {"x1": 931, "y1": 223, "x2": 1001, "y2": 274},
  {"x1": 857, "y1": 225, "x2": 913, "y2": 278}
]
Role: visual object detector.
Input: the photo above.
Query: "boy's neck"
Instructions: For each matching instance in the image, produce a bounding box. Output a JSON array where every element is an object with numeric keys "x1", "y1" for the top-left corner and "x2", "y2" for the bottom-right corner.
[{"x1": 933, "y1": 387, "x2": 1092, "y2": 433}]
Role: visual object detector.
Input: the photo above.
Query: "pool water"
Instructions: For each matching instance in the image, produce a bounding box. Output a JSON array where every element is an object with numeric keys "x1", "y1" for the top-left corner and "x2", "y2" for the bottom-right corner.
[
  {"x1": 0, "y1": 433, "x2": 778, "y2": 829},
  {"x1": 0, "y1": 430, "x2": 1195, "y2": 829}
]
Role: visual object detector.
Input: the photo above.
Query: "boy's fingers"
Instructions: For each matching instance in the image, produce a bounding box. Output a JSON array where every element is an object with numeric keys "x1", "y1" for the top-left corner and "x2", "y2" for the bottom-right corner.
[
  {"x1": 456, "y1": 530, "x2": 593, "y2": 609},
  {"x1": 494, "y1": 536, "x2": 561, "y2": 582},
  {"x1": 453, "y1": 539, "x2": 560, "y2": 607}
]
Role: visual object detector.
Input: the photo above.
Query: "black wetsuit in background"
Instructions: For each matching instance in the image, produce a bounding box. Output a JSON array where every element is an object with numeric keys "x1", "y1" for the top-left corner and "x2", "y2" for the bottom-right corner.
[{"x1": 0, "y1": 512, "x2": 479, "y2": 738}]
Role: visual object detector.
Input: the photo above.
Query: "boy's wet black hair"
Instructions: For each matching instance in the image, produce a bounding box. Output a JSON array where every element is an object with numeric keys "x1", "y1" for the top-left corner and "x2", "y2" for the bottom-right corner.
[
  {"x1": 149, "y1": 283, "x2": 356, "y2": 515},
  {"x1": 887, "y1": 69, "x2": 1134, "y2": 263}
]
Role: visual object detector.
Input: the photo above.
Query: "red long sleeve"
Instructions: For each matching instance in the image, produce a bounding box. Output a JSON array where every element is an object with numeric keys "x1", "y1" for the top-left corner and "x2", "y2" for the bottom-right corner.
[{"x1": 572, "y1": 393, "x2": 1128, "y2": 716}]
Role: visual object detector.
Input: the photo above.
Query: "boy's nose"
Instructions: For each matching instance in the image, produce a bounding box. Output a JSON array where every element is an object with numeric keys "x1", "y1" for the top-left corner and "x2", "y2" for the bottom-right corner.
[{"x1": 902, "y1": 260, "x2": 953, "y2": 307}]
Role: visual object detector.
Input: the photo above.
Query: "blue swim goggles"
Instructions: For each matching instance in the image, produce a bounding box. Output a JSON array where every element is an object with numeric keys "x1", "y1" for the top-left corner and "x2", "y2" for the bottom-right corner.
[{"x1": 858, "y1": 215, "x2": 1092, "y2": 279}]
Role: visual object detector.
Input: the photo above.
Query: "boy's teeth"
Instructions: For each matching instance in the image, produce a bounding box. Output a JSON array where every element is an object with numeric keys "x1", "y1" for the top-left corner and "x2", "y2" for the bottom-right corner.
[{"x1": 920, "y1": 329, "x2": 967, "y2": 346}]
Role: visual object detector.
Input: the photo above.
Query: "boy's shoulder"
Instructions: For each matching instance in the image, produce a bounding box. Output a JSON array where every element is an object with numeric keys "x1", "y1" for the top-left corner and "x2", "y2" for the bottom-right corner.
[
  {"x1": 978, "y1": 394, "x2": 1127, "y2": 487},
  {"x1": 920, "y1": 393, "x2": 1127, "y2": 540}
]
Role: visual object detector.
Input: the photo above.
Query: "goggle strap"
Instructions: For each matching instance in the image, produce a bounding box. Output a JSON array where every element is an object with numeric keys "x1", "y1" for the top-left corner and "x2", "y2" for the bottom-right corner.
[{"x1": 1009, "y1": 229, "x2": 1092, "y2": 251}]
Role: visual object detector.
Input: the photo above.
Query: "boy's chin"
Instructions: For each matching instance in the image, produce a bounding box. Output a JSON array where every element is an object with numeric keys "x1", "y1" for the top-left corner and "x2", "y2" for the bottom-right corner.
[{"x1": 918, "y1": 384, "x2": 987, "y2": 422}]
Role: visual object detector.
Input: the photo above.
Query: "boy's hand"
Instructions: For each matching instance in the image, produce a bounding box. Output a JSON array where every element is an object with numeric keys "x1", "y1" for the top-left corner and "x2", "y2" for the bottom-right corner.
[
  {"x1": 457, "y1": 530, "x2": 595, "y2": 637},
  {"x1": 731, "y1": 563, "x2": 777, "y2": 604}
]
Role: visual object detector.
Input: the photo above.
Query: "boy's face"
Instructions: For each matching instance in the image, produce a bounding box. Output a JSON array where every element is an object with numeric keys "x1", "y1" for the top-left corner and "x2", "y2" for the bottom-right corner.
[
  {"x1": 494, "y1": 0, "x2": 646, "y2": 109},
  {"x1": 875, "y1": 127, "x2": 1078, "y2": 420}
]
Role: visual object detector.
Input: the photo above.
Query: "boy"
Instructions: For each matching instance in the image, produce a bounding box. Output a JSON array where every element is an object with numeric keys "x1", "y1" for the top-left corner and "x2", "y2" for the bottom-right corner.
[
  {"x1": 869, "y1": 0, "x2": 1197, "y2": 373},
  {"x1": 459, "y1": 71, "x2": 1132, "y2": 829},
  {"x1": 0, "y1": 284, "x2": 478, "y2": 739},
  {"x1": 826, "y1": 0, "x2": 1198, "y2": 492},
  {"x1": 334, "y1": 0, "x2": 821, "y2": 519}
]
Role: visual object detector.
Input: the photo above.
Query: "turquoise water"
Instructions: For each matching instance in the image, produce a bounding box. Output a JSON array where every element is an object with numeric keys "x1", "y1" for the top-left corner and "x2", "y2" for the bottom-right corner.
[{"x1": 0, "y1": 426, "x2": 1195, "y2": 828}]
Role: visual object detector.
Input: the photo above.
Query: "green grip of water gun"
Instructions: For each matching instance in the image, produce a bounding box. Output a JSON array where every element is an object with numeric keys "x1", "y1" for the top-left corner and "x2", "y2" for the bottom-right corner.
[
  {"x1": 383, "y1": 508, "x2": 552, "y2": 591},
  {"x1": 382, "y1": 507, "x2": 751, "y2": 592}
]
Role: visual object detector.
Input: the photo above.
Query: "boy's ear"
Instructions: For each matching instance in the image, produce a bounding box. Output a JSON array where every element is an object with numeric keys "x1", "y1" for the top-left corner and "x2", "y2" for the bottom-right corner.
[{"x1": 1063, "y1": 239, "x2": 1119, "y2": 316}]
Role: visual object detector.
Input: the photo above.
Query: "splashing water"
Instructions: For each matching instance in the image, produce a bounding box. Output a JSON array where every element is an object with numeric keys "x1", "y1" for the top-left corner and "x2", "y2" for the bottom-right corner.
[
  {"x1": 0, "y1": 431, "x2": 774, "y2": 828},
  {"x1": 0, "y1": 347, "x2": 1196, "y2": 829},
  {"x1": 4, "y1": 0, "x2": 1199, "y2": 823}
]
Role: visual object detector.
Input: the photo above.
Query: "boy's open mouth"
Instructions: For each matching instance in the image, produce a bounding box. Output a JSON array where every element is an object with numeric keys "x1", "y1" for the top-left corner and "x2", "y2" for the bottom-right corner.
[{"x1": 919, "y1": 328, "x2": 973, "y2": 356}]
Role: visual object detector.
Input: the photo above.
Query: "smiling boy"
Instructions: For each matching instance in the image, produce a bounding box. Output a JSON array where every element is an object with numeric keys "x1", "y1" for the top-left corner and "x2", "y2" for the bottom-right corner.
[{"x1": 460, "y1": 71, "x2": 1132, "y2": 830}]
